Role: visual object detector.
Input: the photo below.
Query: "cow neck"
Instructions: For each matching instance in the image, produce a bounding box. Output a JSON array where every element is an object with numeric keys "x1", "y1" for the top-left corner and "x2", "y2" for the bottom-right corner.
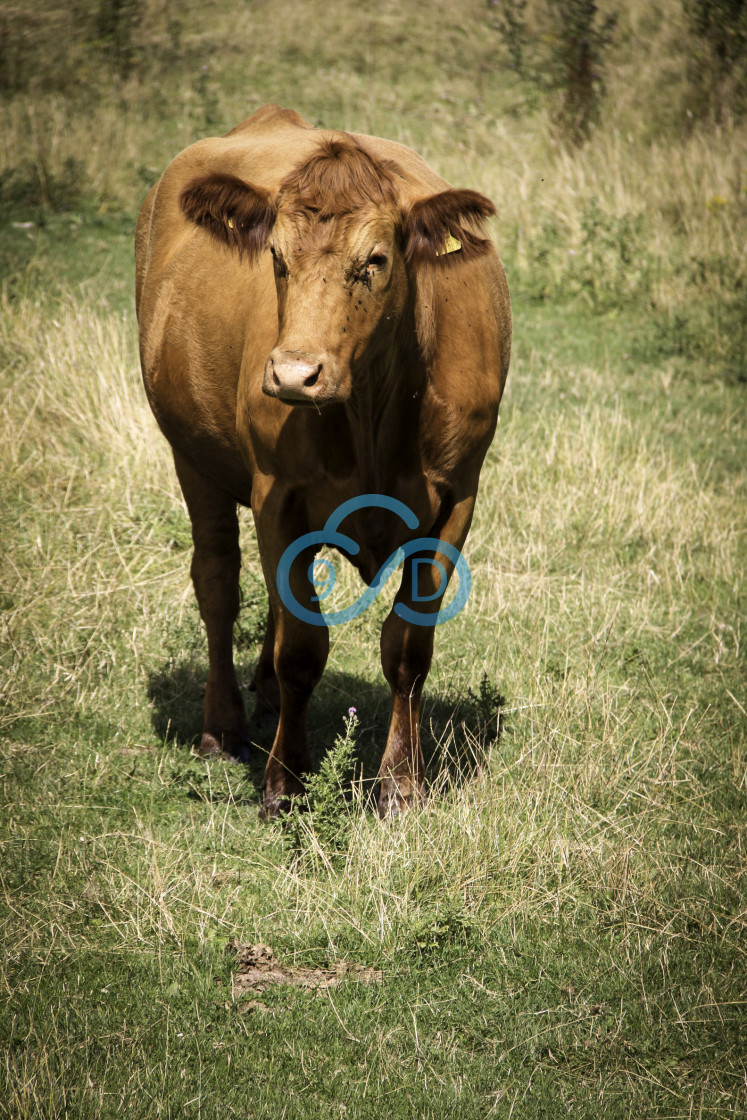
[{"x1": 343, "y1": 337, "x2": 424, "y2": 488}]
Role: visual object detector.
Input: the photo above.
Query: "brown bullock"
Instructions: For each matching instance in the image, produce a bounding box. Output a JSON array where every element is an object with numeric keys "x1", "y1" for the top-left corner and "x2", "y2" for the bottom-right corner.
[{"x1": 135, "y1": 104, "x2": 511, "y2": 818}]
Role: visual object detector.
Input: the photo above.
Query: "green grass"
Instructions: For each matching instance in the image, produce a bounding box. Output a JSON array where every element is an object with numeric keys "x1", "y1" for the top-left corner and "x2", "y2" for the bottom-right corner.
[{"x1": 1, "y1": 0, "x2": 746, "y2": 1115}]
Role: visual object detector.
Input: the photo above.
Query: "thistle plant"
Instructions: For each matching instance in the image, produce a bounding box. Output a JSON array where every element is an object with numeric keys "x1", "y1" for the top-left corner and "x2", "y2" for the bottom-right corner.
[{"x1": 299, "y1": 707, "x2": 359, "y2": 856}]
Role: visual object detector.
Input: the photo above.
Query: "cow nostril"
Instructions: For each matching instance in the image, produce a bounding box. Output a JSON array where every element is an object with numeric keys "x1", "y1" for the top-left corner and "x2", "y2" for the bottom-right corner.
[
  {"x1": 303, "y1": 364, "x2": 322, "y2": 388},
  {"x1": 271, "y1": 361, "x2": 280, "y2": 388}
]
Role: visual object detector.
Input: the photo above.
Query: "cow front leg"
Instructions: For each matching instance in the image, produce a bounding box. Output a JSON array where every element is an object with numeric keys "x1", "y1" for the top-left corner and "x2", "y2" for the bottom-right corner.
[
  {"x1": 378, "y1": 496, "x2": 476, "y2": 816},
  {"x1": 252, "y1": 487, "x2": 329, "y2": 819},
  {"x1": 173, "y1": 451, "x2": 249, "y2": 762},
  {"x1": 259, "y1": 605, "x2": 329, "y2": 819}
]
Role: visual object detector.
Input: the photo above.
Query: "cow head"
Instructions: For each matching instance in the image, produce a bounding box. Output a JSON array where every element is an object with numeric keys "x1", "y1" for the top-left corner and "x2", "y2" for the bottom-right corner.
[{"x1": 180, "y1": 138, "x2": 495, "y2": 407}]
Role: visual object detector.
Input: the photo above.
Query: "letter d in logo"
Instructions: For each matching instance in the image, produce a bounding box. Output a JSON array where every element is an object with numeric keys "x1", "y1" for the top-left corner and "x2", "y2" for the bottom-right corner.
[{"x1": 411, "y1": 558, "x2": 448, "y2": 603}]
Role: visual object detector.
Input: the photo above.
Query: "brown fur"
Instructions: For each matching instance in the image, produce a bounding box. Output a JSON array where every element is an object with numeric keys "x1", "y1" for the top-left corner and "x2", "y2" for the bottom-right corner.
[
  {"x1": 412, "y1": 264, "x2": 438, "y2": 364},
  {"x1": 278, "y1": 137, "x2": 399, "y2": 218}
]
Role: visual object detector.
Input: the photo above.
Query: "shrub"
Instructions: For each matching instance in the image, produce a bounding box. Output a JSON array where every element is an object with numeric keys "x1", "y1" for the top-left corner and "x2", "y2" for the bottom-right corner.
[
  {"x1": 286, "y1": 709, "x2": 359, "y2": 860},
  {"x1": 488, "y1": 0, "x2": 617, "y2": 142},
  {"x1": 682, "y1": 0, "x2": 747, "y2": 120},
  {"x1": 96, "y1": 0, "x2": 145, "y2": 80}
]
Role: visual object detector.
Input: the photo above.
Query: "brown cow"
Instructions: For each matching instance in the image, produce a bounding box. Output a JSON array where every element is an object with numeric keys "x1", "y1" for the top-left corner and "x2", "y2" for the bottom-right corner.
[{"x1": 135, "y1": 104, "x2": 511, "y2": 818}]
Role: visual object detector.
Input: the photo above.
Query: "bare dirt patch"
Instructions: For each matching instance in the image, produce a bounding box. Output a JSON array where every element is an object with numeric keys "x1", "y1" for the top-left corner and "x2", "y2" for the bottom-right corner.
[{"x1": 229, "y1": 941, "x2": 383, "y2": 998}]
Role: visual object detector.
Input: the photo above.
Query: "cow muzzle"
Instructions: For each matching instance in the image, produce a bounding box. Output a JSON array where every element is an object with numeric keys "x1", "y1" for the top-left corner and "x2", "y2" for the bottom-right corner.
[{"x1": 263, "y1": 349, "x2": 348, "y2": 406}]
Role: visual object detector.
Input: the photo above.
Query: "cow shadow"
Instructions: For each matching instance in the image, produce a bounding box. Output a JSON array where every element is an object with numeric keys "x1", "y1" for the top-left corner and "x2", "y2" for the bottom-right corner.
[{"x1": 147, "y1": 655, "x2": 506, "y2": 807}]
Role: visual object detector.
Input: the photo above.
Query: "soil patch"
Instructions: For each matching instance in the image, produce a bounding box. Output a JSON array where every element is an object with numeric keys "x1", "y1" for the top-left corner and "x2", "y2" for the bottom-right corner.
[{"x1": 229, "y1": 941, "x2": 383, "y2": 995}]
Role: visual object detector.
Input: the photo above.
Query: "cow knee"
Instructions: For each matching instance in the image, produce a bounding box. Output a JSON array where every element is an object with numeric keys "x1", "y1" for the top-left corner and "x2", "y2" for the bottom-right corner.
[
  {"x1": 381, "y1": 618, "x2": 433, "y2": 698},
  {"x1": 275, "y1": 638, "x2": 327, "y2": 701},
  {"x1": 191, "y1": 544, "x2": 241, "y2": 613},
  {"x1": 382, "y1": 658, "x2": 425, "y2": 701},
  {"x1": 381, "y1": 644, "x2": 431, "y2": 700}
]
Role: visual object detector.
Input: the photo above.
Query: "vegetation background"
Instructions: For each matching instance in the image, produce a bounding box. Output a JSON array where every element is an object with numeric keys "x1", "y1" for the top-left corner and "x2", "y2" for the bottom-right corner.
[{"x1": 1, "y1": 0, "x2": 745, "y2": 1116}]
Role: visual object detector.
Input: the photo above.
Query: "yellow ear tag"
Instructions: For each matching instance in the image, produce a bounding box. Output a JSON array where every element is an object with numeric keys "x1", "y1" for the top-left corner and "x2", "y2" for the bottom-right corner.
[
  {"x1": 437, "y1": 232, "x2": 462, "y2": 256},
  {"x1": 227, "y1": 217, "x2": 234, "y2": 228}
]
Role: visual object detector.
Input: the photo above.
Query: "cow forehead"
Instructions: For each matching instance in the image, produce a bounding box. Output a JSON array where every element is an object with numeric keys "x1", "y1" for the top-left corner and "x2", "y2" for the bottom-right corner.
[
  {"x1": 277, "y1": 136, "x2": 400, "y2": 213},
  {"x1": 270, "y1": 136, "x2": 405, "y2": 262},
  {"x1": 273, "y1": 205, "x2": 399, "y2": 261}
]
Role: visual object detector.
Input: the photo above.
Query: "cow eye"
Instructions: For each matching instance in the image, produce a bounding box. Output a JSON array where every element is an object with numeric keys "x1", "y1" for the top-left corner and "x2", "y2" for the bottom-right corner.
[{"x1": 367, "y1": 253, "x2": 388, "y2": 270}]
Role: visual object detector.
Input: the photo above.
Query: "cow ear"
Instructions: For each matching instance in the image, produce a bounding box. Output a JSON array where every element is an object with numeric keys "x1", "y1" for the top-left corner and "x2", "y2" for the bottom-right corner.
[
  {"x1": 180, "y1": 173, "x2": 276, "y2": 259},
  {"x1": 403, "y1": 188, "x2": 496, "y2": 265}
]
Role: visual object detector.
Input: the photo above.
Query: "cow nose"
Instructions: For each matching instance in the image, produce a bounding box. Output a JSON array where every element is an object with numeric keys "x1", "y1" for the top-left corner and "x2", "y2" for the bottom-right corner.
[{"x1": 264, "y1": 351, "x2": 325, "y2": 402}]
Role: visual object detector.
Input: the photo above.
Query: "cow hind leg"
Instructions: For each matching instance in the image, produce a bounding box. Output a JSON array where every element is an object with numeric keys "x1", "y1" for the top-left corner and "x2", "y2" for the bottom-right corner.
[
  {"x1": 249, "y1": 607, "x2": 281, "y2": 723},
  {"x1": 173, "y1": 451, "x2": 249, "y2": 762}
]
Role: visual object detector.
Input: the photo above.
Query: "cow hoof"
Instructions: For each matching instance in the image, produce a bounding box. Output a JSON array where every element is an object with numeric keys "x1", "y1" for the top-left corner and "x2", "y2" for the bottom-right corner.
[
  {"x1": 258, "y1": 793, "x2": 301, "y2": 821},
  {"x1": 377, "y1": 780, "x2": 426, "y2": 819},
  {"x1": 197, "y1": 732, "x2": 250, "y2": 765}
]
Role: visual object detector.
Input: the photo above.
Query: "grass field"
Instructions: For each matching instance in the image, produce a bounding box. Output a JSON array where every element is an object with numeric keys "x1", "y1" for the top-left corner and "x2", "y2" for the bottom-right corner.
[{"x1": 1, "y1": 1, "x2": 745, "y2": 1116}]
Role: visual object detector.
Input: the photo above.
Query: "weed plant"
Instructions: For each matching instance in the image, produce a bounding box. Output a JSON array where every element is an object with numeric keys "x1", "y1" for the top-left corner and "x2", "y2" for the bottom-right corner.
[
  {"x1": 0, "y1": 0, "x2": 745, "y2": 1116},
  {"x1": 286, "y1": 709, "x2": 360, "y2": 863}
]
